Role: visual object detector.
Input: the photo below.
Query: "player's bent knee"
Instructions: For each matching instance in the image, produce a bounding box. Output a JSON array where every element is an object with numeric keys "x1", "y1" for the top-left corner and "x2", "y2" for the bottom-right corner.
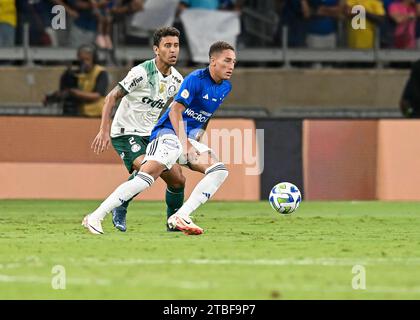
[
  {"x1": 168, "y1": 174, "x2": 186, "y2": 189},
  {"x1": 177, "y1": 174, "x2": 187, "y2": 188},
  {"x1": 119, "y1": 173, "x2": 155, "y2": 201},
  {"x1": 132, "y1": 155, "x2": 146, "y2": 172}
]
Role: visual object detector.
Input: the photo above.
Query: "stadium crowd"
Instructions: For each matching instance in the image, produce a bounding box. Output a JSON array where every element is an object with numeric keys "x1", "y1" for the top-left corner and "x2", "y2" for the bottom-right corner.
[
  {"x1": 277, "y1": 0, "x2": 420, "y2": 49},
  {"x1": 1, "y1": 0, "x2": 420, "y2": 50},
  {"x1": 0, "y1": 0, "x2": 241, "y2": 49}
]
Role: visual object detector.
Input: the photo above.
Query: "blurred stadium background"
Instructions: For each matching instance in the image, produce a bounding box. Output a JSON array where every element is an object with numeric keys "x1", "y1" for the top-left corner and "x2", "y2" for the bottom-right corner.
[{"x1": 1, "y1": 0, "x2": 420, "y2": 201}]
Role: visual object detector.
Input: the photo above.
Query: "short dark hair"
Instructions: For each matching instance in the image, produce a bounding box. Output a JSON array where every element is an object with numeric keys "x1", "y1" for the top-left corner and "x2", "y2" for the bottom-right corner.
[
  {"x1": 153, "y1": 27, "x2": 180, "y2": 47},
  {"x1": 77, "y1": 43, "x2": 98, "y2": 64},
  {"x1": 209, "y1": 41, "x2": 235, "y2": 58}
]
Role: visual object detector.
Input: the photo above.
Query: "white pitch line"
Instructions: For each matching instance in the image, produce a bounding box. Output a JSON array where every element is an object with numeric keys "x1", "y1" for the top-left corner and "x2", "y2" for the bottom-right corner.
[
  {"x1": 1, "y1": 273, "x2": 418, "y2": 294},
  {"x1": 252, "y1": 284, "x2": 420, "y2": 294},
  {"x1": 0, "y1": 274, "x2": 110, "y2": 286},
  {"x1": 1, "y1": 274, "x2": 419, "y2": 295},
  {"x1": 169, "y1": 281, "x2": 217, "y2": 290},
  {"x1": 3, "y1": 257, "x2": 420, "y2": 270},
  {"x1": 0, "y1": 263, "x2": 23, "y2": 269},
  {"x1": 0, "y1": 274, "x2": 50, "y2": 284},
  {"x1": 77, "y1": 257, "x2": 420, "y2": 267}
]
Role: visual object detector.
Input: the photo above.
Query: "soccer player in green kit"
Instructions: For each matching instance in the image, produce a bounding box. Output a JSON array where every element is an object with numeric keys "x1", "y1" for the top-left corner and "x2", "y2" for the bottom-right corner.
[
  {"x1": 91, "y1": 27, "x2": 185, "y2": 232},
  {"x1": 84, "y1": 41, "x2": 236, "y2": 236}
]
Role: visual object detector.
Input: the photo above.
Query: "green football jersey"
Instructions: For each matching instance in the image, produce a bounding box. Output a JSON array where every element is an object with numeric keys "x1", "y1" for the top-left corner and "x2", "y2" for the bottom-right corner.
[{"x1": 111, "y1": 59, "x2": 183, "y2": 138}]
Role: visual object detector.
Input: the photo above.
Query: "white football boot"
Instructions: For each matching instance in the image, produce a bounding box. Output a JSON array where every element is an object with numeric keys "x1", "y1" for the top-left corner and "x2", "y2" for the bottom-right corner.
[
  {"x1": 82, "y1": 214, "x2": 104, "y2": 235},
  {"x1": 167, "y1": 214, "x2": 204, "y2": 235}
]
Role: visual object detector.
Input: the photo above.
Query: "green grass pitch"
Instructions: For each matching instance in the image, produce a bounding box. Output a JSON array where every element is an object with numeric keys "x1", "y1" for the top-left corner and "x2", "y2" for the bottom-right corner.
[{"x1": 1, "y1": 200, "x2": 420, "y2": 299}]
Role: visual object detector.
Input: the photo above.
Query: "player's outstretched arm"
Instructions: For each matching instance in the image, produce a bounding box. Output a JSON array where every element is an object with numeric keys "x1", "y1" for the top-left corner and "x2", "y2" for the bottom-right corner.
[
  {"x1": 195, "y1": 116, "x2": 211, "y2": 142},
  {"x1": 91, "y1": 85, "x2": 127, "y2": 154},
  {"x1": 168, "y1": 101, "x2": 186, "y2": 139}
]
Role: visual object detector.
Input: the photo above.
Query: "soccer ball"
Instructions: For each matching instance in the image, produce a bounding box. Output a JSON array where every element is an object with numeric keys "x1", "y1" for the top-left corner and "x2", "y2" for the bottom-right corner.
[{"x1": 269, "y1": 182, "x2": 302, "y2": 214}]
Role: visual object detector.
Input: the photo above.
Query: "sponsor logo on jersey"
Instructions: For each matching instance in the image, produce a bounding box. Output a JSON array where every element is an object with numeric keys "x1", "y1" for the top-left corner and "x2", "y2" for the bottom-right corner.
[
  {"x1": 172, "y1": 75, "x2": 182, "y2": 84},
  {"x1": 120, "y1": 152, "x2": 125, "y2": 159},
  {"x1": 141, "y1": 97, "x2": 165, "y2": 109},
  {"x1": 203, "y1": 94, "x2": 209, "y2": 100},
  {"x1": 181, "y1": 89, "x2": 189, "y2": 99},
  {"x1": 184, "y1": 108, "x2": 210, "y2": 123},
  {"x1": 126, "y1": 76, "x2": 143, "y2": 91},
  {"x1": 200, "y1": 110, "x2": 212, "y2": 117}
]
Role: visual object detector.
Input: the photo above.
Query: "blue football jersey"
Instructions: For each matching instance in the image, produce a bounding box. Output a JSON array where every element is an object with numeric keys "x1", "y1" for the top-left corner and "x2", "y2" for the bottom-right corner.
[{"x1": 150, "y1": 68, "x2": 232, "y2": 140}]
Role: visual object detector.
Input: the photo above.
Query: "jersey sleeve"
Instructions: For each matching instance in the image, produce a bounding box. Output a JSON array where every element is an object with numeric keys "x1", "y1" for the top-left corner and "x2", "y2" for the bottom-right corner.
[
  {"x1": 118, "y1": 66, "x2": 147, "y2": 94},
  {"x1": 174, "y1": 74, "x2": 198, "y2": 108}
]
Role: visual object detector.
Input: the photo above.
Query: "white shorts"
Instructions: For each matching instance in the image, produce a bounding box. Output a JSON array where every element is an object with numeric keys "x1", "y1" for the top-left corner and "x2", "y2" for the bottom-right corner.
[
  {"x1": 144, "y1": 134, "x2": 213, "y2": 169},
  {"x1": 178, "y1": 138, "x2": 213, "y2": 165},
  {"x1": 143, "y1": 134, "x2": 182, "y2": 170}
]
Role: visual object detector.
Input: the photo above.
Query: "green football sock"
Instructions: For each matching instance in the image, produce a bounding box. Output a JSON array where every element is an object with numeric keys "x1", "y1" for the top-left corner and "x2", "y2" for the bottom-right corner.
[{"x1": 165, "y1": 186, "x2": 185, "y2": 219}]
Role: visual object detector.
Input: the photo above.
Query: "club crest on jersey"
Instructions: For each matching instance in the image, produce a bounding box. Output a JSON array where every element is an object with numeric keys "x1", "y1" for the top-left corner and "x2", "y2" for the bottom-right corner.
[
  {"x1": 168, "y1": 85, "x2": 177, "y2": 97},
  {"x1": 131, "y1": 144, "x2": 141, "y2": 153},
  {"x1": 181, "y1": 89, "x2": 189, "y2": 99}
]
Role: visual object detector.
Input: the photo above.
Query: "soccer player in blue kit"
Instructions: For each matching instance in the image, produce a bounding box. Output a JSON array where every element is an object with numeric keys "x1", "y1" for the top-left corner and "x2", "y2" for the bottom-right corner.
[{"x1": 83, "y1": 41, "x2": 236, "y2": 236}]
